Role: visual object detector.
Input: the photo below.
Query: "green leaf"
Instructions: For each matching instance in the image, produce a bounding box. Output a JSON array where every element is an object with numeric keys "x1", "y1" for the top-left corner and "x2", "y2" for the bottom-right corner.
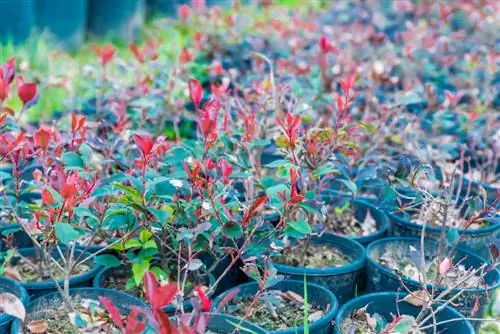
[
  {"x1": 223, "y1": 221, "x2": 243, "y2": 238},
  {"x1": 132, "y1": 261, "x2": 150, "y2": 285},
  {"x1": 94, "y1": 255, "x2": 121, "y2": 268},
  {"x1": 125, "y1": 239, "x2": 142, "y2": 249},
  {"x1": 187, "y1": 259, "x2": 203, "y2": 271},
  {"x1": 339, "y1": 179, "x2": 357, "y2": 194},
  {"x1": 299, "y1": 202, "x2": 322, "y2": 216},
  {"x1": 139, "y1": 229, "x2": 152, "y2": 243},
  {"x1": 250, "y1": 139, "x2": 272, "y2": 148},
  {"x1": 0, "y1": 171, "x2": 12, "y2": 181},
  {"x1": 78, "y1": 144, "x2": 93, "y2": 165},
  {"x1": 265, "y1": 159, "x2": 294, "y2": 168},
  {"x1": 316, "y1": 163, "x2": 338, "y2": 176},
  {"x1": 142, "y1": 239, "x2": 157, "y2": 249},
  {"x1": 288, "y1": 220, "x2": 312, "y2": 235},
  {"x1": 62, "y1": 151, "x2": 84, "y2": 169},
  {"x1": 54, "y1": 223, "x2": 80, "y2": 244}
]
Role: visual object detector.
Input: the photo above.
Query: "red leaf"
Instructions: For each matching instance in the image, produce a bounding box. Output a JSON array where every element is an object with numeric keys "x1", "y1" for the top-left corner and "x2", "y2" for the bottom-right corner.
[
  {"x1": 17, "y1": 82, "x2": 38, "y2": 107},
  {"x1": 196, "y1": 288, "x2": 212, "y2": 312},
  {"x1": 71, "y1": 114, "x2": 78, "y2": 132},
  {"x1": 134, "y1": 134, "x2": 153, "y2": 157},
  {"x1": 219, "y1": 159, "x2": 232, "y2": 184},
  {"x1": 99, "y1": 296, "x2": 124, "y2": 329},
  {"x1": 178, "y1": 4, "x2": 192, "y2": 21},
  {"x1": 319, "y1": 35, "x2": 338, "y2": 54},
  {"x1": 35, "y1": 128, "x2": 51, "y2": 151},
  {"x1": 215, "y1": 288, "x2": 240, "y2": 312},
  {"x1": 0, "y1": 56, "x2": 16, "y2": 84},
  {"x1": 143, "y1": 271, "x2": 159, "y2": 307},
  {"x1": 189, "y1": 78, "x2": 203, "y2": 109},
  {"x1": 42, "y1": 189, "x2": 55, "y2": 206},
  {"x1": 242, "y1": 196, "x2": 268, "y2": 225},
  {"x1": 155, "y1": 283, "x2": 179, "y2": 310},
  {"x1": 124, "y1": 309, "x2": 146, "y2": 334},
  {"x1": 0, "y1": 78, "x2": 9, "y2": 102},
  {"x1": 129, "y1": 43, "x2": 144, "y2": 63},
  {"x1": 60, "y1": 182, "x2": 78, "y2": 199}
]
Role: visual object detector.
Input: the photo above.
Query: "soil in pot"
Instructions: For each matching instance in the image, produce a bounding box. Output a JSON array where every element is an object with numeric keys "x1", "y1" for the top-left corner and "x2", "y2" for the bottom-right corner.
[
  {"x1": 321, "y1": 204, "x2": 378, "y2": 237},
  {"x1": 274, "y1": 243, "x2": 352, "y2": 268},
  {"x1": 227, "y1": 289, "x2": 326, "y2": 331},
  {"x1": 101, "y1": 266, "x2": 210, "y2": 303},
  {"x1": 20, "y1": 295, "x2": 127, "y2": 333},
  {"x1": 341, "y1": 309, "x2": 423, "y2": 334},
  {"x1": 377, "y1": 244, "x2": 480, "y2": 289},
  {"x1": 8, "y1": 256, "x2": 89, "y2": 283}
]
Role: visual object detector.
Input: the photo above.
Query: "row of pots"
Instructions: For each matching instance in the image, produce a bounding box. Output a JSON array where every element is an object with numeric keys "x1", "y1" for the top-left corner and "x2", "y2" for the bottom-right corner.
[
  {"x1": 0, "y1": 0, "x2": 231, "y2": 48},
  {"x1": 4, "y1": 234, "x2": 493, "y2": 333}
]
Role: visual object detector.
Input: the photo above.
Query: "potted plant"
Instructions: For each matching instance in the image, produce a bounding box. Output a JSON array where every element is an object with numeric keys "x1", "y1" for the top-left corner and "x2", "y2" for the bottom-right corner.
[
  {"x1": 213, "y1": 279, "x2": 338, "y2": 333},
  {"x1": 10, "y1": 287, "x2": 146, "y2": 333},
  {"x1": 366, "y1": 237, "x2": 500, "y2": 326},
  {"x1": 335, "y1": 292, "x2": 474, "y2": 334}
]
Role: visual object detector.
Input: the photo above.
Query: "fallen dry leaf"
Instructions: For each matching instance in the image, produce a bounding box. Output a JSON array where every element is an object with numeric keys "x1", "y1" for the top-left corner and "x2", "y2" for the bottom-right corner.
[
  {"x1": 308, "y1": 310, "x2": 324, "y2": 322},
  {"x1": 0, "y1": 292, "x2": 25, "y2": 321},
  {"x1": 282, "y1": 290, "x2": 304, "y2": 303},
  {"x1": 27, "y1": 319, "x2": 49, "y2": 333},
  {"x1": 403, "y1": 290, "x2": 429, "y2": 307}
]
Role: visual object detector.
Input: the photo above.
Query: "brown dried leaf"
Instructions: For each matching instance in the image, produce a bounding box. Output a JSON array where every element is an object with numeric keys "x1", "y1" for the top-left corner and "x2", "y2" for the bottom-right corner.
[
  {"x1": 0, "y1": 292, "x2": 25, "y2": 321},
  {"x1": 27, "y1": 320, "x2": 49, "y2": 334},
  {"x1": 403, "y1": 290, "x2": 429, "y2": 307},
  {"x1": 282, "y1": 290, "x2": 304, "y2": 303},
  {"x1": 308, "y1": 310, "x2": 324, "y2": 322}
]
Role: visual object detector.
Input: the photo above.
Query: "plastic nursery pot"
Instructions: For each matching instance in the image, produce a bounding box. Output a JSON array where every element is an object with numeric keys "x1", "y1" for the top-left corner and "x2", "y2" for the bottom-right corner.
[
  {"x1": 170, "y1": 313, "x2": 269, "y2": 334},
  {"x1": 93, "y1": 265, "x2": 216, "y2": 315},
  {"x1": 10, "y1": 287, "x2": 147, "y2": 334},
  {"x1": 320, "y1": 191, "x2": 389, "y2": 246},
  {"x1": 389, "y1": 209, "x2": 500, "y2": 260},
  {"x1": 87, "y1": 0, "x2": 145, "y2": 40},
  {"x1": 213, "y1": 280, "x2": 339, "y2": 334},
  {"x1": 366, "y1": 237, "x2": 500, "y2": 321},
  {"x1": 35, "y1": 0, "x2": 88, "y2": 50},
  {"x1": 12, "y1": 247, "x2": 102, "y2": 298},
  {"x1": 0, "y1": 0, "x2": 35, "y2": 44},
  {"x1": 0, "y1": 277, "x2": 29, "y2": 333},
  {"x1": 272, "y1": 235, "x2": 366, "y2": 304},
  {"x1": 334, "y1": 292, "x2": 474, "y2": 334}
]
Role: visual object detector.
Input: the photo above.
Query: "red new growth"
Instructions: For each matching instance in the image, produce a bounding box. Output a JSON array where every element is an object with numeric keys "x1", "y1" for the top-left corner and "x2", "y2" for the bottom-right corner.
[
  {"x1": 0, "y1": 56, "x2": 15, "y2": 84},
  {"x1": 189, "y1": 78, "x2": 203, "y2": 109},
  {"x1": 196, "y1": 288, "x2": 212, "y2": 312},
  {"x1": 92, "y1": 44, "x2": 116, "y2": 67}
]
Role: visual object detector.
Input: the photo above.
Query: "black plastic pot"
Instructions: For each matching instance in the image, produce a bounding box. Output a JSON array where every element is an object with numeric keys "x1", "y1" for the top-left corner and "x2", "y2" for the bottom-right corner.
[
  {"x1": 87, "y1": 0, "x2": 145, "y2": 39},
  {"x1": 0, "y1": 0, "x2": 35, "y2": 44},
  {"x1": 10, "y1": 288, "x2": 146, "y2": 334},
  {"x1": 213, "y1": 280, "x2": 339, "y2": 334},
  {"x1": 335, "y1": 292, "x2": 474, "y2": 334},
  {"x1": 366, "y1": 237, "x2": 500, "y2": 325},
  {"x1": 36, "y1": 0, "x2": 88, "y2": 50}
]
